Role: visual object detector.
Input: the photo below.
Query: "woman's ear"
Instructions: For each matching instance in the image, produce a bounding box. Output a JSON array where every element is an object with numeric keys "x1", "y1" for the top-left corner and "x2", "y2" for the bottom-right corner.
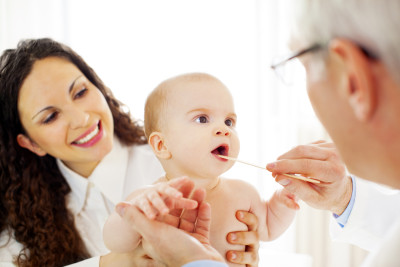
[
  {"x1": 330, "y1": 38, "x2": 377, "y2": 121},
  {"x1": 148, "y1": 132, "x2": 172, "y2": 159},
  {"x1": 16, "y1": 134, "x2": 47, "y2": 156}
]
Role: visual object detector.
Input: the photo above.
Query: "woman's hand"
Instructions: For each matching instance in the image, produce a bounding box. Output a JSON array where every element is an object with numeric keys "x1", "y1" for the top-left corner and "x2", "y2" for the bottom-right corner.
[
  {"x1": 266, "y1": 140, "x2": 353, "y2": 215},
  {"x1": 100, "y1": 245, "x2": 165, "y2": 267},
  {"x1": 226, "y1": 210, "x2": 259, "y2": 267},
  {"x1": 114, "y1": 187, "x2": 225, "y2": 267},
  {"x1": 129, "y1": 177, "x2": 199, "y2": 220}
]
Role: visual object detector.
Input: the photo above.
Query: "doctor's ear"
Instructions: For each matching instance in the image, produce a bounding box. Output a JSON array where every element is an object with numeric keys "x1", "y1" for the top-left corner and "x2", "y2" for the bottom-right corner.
[
  {"x1": 330, "y1": 38, "x2": 377, "y2": 121},
  {"x1": 148, "y1": 132, "x2": 172, "y2": 159},
  {"x1": 17, "y1": 134, "x2": 47, "y2": 156}
]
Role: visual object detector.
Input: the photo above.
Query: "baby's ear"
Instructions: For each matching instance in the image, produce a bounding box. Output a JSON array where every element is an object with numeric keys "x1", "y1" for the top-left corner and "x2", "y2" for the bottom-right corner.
[{"x1": 148, "y1": 132, "x2": 171, "y2": 159}]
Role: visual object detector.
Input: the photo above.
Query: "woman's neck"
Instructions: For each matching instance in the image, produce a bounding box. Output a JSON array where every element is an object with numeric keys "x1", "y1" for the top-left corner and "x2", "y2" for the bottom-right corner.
[{"x1": 62, "y1": 160, "x2": 100, "y2": 178}]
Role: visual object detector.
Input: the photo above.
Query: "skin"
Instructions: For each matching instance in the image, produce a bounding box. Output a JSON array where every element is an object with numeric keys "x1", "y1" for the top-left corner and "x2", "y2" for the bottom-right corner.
[
  {"x1": 157, "y1": 77, "x2": 240, "y2": 185},
  {"x1": 113, "y1": 182, "x2": 225, "y2": 267},
  {"x1": 302, "y1": 39, "x2": 400, "y2": 188},
  {"x1": 104, "y1": 75, "x2": 297, "y2": 267},
  {"x1": 17, "y1": 57, "x2": 114, "y2": 177},
  {"x1": 267, "y1": 141, "x2": 352, "y2": 215},
  {"x1": 15, "y1": 59, "x2": 260, "y2": 265},
  {"x1": 268, "y1": 37, "x2": 400, "y2": 214}
]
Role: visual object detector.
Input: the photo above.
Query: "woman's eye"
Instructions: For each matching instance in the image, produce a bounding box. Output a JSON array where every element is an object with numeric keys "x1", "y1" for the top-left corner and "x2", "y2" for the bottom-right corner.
[
  {"x1": 74, "y1": 88, "x2": 88, "y2": 99},
  {"x1": 225, "y1": 119, "x2": 234, "y2": 127},
  {"x1": 43, "y1": 112, "x2": 58, "y2": 124},
  {"x1": 195, "y1": 116, "x2": 209, "y2": 124}
]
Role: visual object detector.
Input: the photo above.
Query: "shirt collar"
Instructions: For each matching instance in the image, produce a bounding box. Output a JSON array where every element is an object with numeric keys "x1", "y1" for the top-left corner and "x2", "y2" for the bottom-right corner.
[
  {"x1": 57, "y1": 159, "x2": 88, "y2": 215},
  {"x1": 89, "y1": 137, "x2": 129, "y2": 204},
  {"x1": 57, "y1": 137, "x2": 129, "y2": 214}
]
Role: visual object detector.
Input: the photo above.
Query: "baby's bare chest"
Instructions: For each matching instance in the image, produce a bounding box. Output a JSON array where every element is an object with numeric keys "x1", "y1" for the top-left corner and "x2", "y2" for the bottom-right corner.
[{"x1": 206, "y1": 188, "x2": 252, "y2": 265}]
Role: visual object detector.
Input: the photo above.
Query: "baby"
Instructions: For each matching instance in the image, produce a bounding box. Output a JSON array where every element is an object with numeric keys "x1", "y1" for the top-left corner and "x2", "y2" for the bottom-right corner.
[{"x1": 103, "y1": 73, "x2": 299, "y2": 266}]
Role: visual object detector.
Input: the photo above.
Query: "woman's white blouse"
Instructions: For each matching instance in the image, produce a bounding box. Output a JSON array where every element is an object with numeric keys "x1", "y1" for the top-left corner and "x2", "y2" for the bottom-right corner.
[{"x1": 0, "y1": 137, "x2": 164, "y2": 267}]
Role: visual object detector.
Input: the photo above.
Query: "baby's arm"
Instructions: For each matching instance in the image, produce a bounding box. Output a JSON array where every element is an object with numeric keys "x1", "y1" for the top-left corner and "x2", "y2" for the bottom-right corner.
[
  {"x1": 103, "y1": 177, "x2": 198, "y2": 253},
  {"x1": 236, "y1": 179, "x2": 298, "y2": 241},
  {"x1": 260, "y1": 188, "x2": 299, "y2": 240}
]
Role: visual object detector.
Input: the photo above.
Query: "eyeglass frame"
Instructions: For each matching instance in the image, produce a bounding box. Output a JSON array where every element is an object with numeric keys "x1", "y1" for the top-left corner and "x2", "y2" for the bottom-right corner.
[
  {"x1": 270, "y1": 43, "x2": 324, "y2": 71},
  {"x1": 270, "y1": 42, "x2": 378, "y2": 72}
]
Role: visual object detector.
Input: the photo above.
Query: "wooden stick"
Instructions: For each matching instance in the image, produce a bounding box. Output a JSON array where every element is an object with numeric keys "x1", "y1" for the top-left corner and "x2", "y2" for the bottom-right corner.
[{"x1": 218, "y1": 155, "x2": 320, "y2": 184}]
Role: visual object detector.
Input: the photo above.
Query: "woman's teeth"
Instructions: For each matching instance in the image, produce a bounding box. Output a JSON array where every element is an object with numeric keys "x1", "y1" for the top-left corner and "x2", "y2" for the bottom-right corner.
[{"x1": 75, "y1": 126, "x2": 99, "y2": 144}]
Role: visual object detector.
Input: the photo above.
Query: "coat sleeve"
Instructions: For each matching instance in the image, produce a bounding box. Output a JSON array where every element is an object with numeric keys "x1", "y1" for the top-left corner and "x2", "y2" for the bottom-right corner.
[{"x1": 330, "y1": 177, "x2": 400, "y2": 251}]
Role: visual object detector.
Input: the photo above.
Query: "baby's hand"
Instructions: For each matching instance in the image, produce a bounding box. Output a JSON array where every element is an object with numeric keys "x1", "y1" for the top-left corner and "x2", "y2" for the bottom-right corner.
[
  {"x1": 130, "y1": 177, "x2": 198, "y2": 220},
  {"x1": 278, "y1": 188, "x2": 300, "y2": 210}
]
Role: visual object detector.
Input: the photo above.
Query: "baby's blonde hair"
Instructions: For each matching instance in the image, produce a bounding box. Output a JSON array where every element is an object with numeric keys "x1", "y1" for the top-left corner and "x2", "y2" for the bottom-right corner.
[{"x1": 144, "y1": 72, "x2": 220, "y2": 139}]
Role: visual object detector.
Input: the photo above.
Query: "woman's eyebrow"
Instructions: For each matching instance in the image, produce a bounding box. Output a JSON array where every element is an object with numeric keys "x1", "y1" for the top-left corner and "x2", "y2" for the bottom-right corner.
[
  {"x1": 31, "y1": 106, "x2": 54, "y2": 120},
  {"x1": 69, "y1": 75, "x2": 83, "y2": 94},
  {"x1": 31, "y1": 75, "x2": 83, "y2": 120}
]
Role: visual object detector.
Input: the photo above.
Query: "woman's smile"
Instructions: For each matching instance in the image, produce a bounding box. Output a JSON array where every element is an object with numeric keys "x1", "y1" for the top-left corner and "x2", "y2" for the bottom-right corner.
[
  {"x1": 72, "y1": 121, "x2": 103, "y2": 147},
  {"x1": 18, "y1": 57, "x2": 114, "y2": 176}
]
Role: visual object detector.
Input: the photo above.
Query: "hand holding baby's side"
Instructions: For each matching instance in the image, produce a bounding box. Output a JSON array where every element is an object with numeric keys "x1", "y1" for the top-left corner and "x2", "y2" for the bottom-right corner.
[
  {"x1": 277, "y1": 188, "x2": 300, "y2": 210},
  {"x1": 128, "y1": 177, "x2": 199, "y2": 220}
]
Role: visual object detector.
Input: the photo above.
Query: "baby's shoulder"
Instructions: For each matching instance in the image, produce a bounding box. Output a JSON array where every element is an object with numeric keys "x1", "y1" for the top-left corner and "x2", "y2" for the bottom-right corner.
[{"x1": 221, "y1": 178, "x2": 259, "y2": 194}]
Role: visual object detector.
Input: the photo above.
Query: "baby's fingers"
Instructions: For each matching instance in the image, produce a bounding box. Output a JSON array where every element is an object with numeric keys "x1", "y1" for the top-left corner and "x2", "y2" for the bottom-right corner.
[
  {"x1": 147, "y1": 190, "x2": 170, "y2": 217},
  {"x1": 134, "y1": 197, "x2": 159, "y2": 219},
  {"x1": 284, "y1": 197, "x2": 300, "y2": 210},
  {"x1": 155, "y1": 182, "x2": 184, "y2": 200}
]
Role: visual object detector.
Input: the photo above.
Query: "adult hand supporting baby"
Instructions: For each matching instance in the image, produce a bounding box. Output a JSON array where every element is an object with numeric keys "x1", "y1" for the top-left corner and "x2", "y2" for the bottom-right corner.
[
  {"x1": 266, "y1": 140, "x2": 353, "y2": 215},
  {"x1": 226, "y1": 211, "x2": 260, "y2": 266},
  {"x1": 115, "y1": 187, "x2": 225, "y2": 267}
]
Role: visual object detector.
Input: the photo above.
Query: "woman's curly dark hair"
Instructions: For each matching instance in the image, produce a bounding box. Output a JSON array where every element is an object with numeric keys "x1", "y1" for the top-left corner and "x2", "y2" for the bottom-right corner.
[{"x1": 0, "y1": 38, "x2": 147, "y2": 267}]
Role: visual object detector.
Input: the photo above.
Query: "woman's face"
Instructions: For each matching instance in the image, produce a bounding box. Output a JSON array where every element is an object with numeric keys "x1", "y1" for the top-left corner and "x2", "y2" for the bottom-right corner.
[{"x1": 17, "y1": 56, "x2": 114, "y2": 177}]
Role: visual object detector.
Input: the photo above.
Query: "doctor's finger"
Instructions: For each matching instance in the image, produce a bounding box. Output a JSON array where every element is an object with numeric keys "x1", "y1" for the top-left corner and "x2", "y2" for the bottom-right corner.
[
  {"x1": 268, "y1": 159, "x2": 340, "y2": 183},
  {"x1": 276, "y1": 144, "x2": 335, "y2": 161},
  {"x1": 275, "y1": 175, "x2": 324, "y2": 200},
  {"x1": 310, "y1": 140, "x2": 336, "y2": 148}
]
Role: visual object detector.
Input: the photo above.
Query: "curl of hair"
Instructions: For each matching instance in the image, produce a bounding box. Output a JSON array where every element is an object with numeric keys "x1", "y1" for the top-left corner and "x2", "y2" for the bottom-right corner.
[{"x1": 0, "y1": 38, "x2": 146, "y2": 266}]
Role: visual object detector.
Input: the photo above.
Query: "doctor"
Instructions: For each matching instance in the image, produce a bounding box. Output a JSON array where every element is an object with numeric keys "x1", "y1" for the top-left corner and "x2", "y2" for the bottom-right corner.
[
  {"x1": 118, "y1": 0, "x2": 400, "y2": 266},
  {"x1": 267, "y1": 0, "x2": 400, "y2": 265}
]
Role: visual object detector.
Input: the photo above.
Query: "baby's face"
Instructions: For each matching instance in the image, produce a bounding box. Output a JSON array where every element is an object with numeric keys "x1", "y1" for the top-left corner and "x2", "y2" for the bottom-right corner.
[{"x1": 162, "y1": 78, "x2": 239, "y2": 179}]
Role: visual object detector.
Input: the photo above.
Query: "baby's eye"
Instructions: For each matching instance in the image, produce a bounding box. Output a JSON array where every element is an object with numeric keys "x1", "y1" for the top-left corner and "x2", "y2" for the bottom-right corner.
[
  {"x1": 195, "y1": 116, "x2": 209, "y2": 124},
  {"x1": 74, "y1": 88, "x2": 88, "y2": 99},
  {"x1": 225, "y1": 119, "x2": 234, "y2": 127},
  {"x1": 43, "y1": 112, "x2": 59, "y2": 124}
]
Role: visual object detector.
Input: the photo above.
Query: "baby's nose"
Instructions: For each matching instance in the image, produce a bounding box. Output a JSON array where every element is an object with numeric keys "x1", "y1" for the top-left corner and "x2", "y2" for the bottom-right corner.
[{"x1": 215, "y1": 129, "x2": 230, "y2": 136}]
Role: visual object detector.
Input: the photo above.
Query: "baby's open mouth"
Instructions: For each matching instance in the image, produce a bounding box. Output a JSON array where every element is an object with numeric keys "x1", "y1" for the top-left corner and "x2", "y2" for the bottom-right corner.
[{"x1": 211, "y1": 144, "x2": 229, "y2": 156}]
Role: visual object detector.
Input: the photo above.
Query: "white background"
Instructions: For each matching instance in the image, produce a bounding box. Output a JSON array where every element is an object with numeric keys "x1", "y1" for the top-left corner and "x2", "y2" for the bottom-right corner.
[{"x1": 0, "y1": 1, "x2": 367, "y2": 266}]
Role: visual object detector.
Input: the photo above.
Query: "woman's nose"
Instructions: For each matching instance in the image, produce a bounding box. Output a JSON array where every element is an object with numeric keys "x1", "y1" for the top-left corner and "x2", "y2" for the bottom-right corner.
[{"x1": 67, "y1": 108, "x2": 89, "y2": 129}]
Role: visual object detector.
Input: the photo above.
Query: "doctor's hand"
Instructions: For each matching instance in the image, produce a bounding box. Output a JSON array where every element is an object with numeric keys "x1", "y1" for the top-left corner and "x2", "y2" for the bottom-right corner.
[
  {"x1": 115, "y1": 187, "x2": 225, "y2": 267},
  {"x1": 266, "y1": 140, "x2": 353, "y2": 215}
]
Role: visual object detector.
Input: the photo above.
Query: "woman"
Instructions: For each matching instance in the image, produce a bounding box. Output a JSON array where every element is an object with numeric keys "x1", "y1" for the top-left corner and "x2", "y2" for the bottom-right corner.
[{"x1": 0, "y1": 38, "x2": 259, "y2": 267}]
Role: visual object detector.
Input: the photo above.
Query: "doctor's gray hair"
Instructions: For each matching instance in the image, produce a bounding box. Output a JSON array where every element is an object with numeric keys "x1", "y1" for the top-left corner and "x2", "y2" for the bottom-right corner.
[{"x1": 290, "y1": 0, "x2": 400, "y2": 83}]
